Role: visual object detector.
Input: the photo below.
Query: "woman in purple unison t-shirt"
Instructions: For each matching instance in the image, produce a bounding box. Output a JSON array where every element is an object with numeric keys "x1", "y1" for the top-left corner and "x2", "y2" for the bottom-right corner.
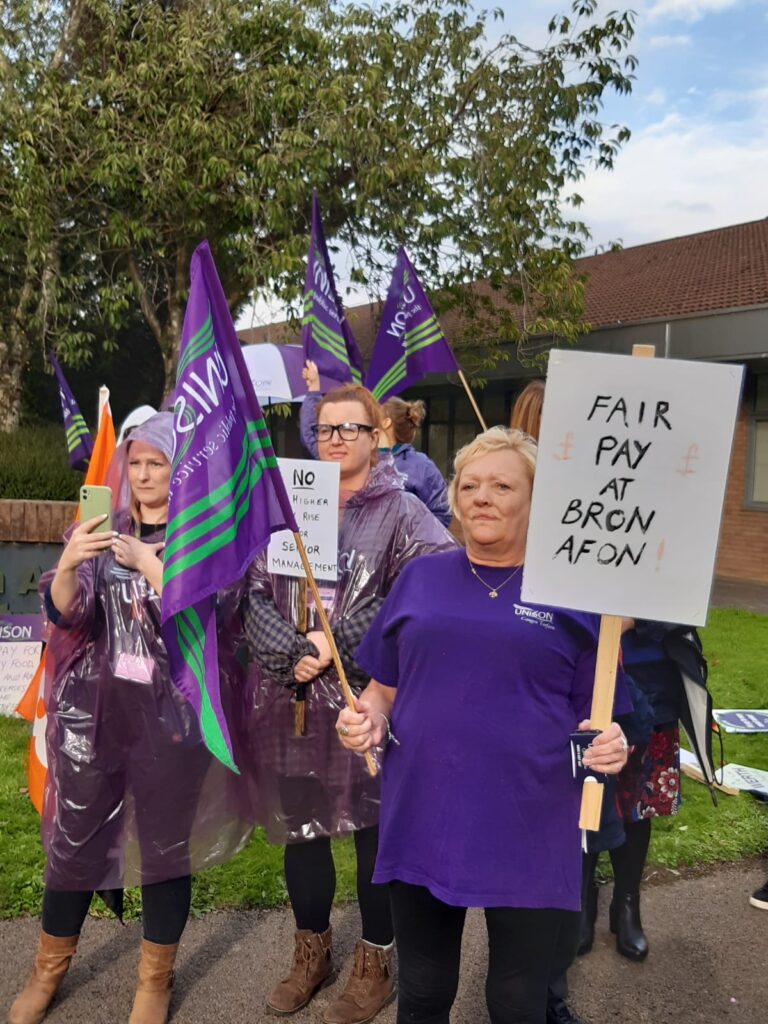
[{"x1": 337, "y1": 426, "x2": 631, "y2": 1024}]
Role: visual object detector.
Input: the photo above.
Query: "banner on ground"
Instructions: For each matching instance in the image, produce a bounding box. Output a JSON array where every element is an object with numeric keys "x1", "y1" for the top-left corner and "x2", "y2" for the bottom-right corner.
[
  {"x1": 522, "y1": 350, "x2": 743, "y2": 626},
  {"x1": 301, "y1": 191, "x2": 365, "y2": 386},
  {"x1": 713, "y1": 710, "x2": 768, "y2": 734},
  {"x1": 367, "y1": 248, "x2": 458, "y2": 402},
  {"x1": 162, "y1": 241, "x2": 299, "y2": 771},
  {"x1": 0, "y1": 615, "x2": 42, "y2": 716}
]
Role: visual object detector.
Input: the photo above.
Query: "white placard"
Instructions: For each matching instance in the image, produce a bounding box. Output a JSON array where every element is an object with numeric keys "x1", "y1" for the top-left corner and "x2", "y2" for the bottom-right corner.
[
  {"x1": 521, "y1": 350, "x2": 743, "y2": 625},
  {"x1": 268, "y1": 458, "x2": 340, "y2": 580},
  {"x1": 0, "y1": 641, "x2": 42, "y2": 716}
]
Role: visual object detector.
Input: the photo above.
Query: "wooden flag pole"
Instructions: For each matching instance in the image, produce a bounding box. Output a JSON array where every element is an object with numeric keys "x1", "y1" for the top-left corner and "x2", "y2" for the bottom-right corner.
[
  {"x1": 578, "y1": 342, "x2": 656, "y2": 831},
  {"x1": 457, "y1": 369, "x2": 488, "y2": 432},
  {"x1": 292, "y1": 530, "x2": 377, "y2": 777}
]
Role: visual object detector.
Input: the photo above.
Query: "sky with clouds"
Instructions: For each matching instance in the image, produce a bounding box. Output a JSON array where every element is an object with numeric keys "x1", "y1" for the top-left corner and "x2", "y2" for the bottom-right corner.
[
  {"x1": 503, "y1": 0, "x2": 768, "y2": 250},
  {"x1": 238, "y1": 0, "x2": 767, "y2": 328}
]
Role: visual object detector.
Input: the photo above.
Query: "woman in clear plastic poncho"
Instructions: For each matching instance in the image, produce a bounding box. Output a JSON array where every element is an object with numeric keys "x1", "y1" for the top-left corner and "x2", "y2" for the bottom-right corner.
[
  {"x1": 242, "y1": 384, "x2": 456, "y2": 1024},
  {"x1": 8, "y1": 413, "x2": 251, "y2": 1024}
]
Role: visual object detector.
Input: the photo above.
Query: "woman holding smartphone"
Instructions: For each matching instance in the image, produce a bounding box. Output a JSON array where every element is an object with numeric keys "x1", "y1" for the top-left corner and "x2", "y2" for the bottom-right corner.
[{"x1": 7, "y1": 413, "x2": 250, "y2": 1024}]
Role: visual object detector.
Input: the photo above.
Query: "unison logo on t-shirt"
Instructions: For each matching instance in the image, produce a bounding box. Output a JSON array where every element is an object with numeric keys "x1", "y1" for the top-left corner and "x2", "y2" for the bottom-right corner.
[{"x1": 513, "y1": 604, "x2": 555, "y2": 630}]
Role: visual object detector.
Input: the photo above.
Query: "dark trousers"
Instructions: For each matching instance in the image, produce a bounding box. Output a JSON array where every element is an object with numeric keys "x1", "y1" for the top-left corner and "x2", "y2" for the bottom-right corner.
[
  {"x1": 42, "y1": 875, "x2": 192, "y2": 945},
  {"x1": 390, "y1": 881, "x2": 579, "y2": 1024},
  {"x1": 284, "y1": 826, "x2": 393, "y2": 946}
]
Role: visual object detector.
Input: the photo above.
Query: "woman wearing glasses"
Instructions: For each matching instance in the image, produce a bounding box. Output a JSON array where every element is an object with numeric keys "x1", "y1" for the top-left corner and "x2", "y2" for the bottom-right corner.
[{"x1": 242, "y1": 384, "x2": 455, "y2": 1024}]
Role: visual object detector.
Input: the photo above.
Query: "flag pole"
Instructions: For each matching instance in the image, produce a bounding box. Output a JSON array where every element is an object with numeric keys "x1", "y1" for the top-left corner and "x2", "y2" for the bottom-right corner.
[
  {"x1": 457, "y1": 370, "x2": 487, "y2": 431},
  {"x1": 292, "y1": 531, "x2": 377, "y2": 777},
  {"x1": 578, "y1": 342, "x2": 656, "y2": 833}
]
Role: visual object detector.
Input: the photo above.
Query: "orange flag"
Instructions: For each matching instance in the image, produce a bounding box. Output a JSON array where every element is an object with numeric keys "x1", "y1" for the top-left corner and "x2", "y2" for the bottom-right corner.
[{"x1": 17, "y1": 389, "x2": 116, "y2": 813}]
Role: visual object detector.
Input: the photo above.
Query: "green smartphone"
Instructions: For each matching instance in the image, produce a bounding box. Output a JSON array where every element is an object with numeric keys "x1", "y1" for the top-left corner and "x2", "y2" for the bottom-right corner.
[{"x1": 79, "y1": 485, "x2": 113, "y2": 533}]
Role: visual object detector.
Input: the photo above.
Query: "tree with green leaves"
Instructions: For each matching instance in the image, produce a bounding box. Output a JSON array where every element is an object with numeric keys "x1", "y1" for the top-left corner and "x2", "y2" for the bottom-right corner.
[{"x1": 0, "y1": 0, "x2": 636, "y2": 430}]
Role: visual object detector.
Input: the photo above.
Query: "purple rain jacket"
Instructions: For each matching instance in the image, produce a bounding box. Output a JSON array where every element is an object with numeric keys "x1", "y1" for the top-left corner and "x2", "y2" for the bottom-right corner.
[
  {"x1": 299, "y1": 392, "x2": 452, "y2": 526},
  {"x1": 242, "y1": 460, "x2": 457, "y2": 843},
  {"x1": 38, "y1": 416, "x2": 252, "y2": 892}
]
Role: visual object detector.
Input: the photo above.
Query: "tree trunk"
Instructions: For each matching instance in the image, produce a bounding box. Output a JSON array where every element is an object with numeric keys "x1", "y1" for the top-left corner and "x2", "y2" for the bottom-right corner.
[{"x1": 0, "y1": 335, "x2": 23, "y2": 431}]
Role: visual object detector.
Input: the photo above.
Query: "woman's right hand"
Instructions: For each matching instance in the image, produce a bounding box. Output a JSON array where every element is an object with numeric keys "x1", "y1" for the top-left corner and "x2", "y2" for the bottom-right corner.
[
  {"x1": 293, "y1": 654, "x2": 327, "y2": 684},
  {"x1": 58, "y1": 516, "x2": 114, "y2": 571},
  {"x1": 336, "y1": 698, "x2": 386, "y2": 752},
  {"x1": 302, "y1": 359, "x2": 320, "y2": 393}
]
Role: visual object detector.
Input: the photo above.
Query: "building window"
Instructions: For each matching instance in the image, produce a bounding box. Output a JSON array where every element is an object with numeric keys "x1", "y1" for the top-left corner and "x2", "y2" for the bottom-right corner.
[
  {"x1": 747, "y1": 375, "x2": 768, "y2": 508},
  {"x1": 420, "y1": 389, "x2": 513, "y2": 476}
]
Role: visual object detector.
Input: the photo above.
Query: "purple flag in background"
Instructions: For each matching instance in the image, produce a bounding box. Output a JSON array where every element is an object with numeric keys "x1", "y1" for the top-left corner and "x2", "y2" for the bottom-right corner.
[
  {"x1": 301, "y1": 191, "x2": 364, "y2": 386},
  {"x1": 161, "y1": 241, "x2": 299, "y2": 771},
  {"x1": 366, "y1": 248, "x2": 459, "y2": 403},
  {"x1": 47, "y1": 351, "x2": 93, "y2": 470}
]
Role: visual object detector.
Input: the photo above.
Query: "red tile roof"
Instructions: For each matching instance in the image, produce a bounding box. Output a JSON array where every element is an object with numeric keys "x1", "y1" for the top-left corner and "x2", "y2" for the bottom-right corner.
[{"x1": 239, "y1": 218, "x2": 768, "y2": 352}]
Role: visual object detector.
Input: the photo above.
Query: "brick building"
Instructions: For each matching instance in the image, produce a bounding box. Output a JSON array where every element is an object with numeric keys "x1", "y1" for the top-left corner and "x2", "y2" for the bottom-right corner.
[{"x1": 240, "y1": 219, "x2": 768, "y2": 585}]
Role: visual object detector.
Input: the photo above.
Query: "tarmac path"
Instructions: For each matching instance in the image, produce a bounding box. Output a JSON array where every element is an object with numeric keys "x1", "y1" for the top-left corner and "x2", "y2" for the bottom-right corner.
[{"x1": 0, "y1": 862, "x2": 764, "y2": 1024}]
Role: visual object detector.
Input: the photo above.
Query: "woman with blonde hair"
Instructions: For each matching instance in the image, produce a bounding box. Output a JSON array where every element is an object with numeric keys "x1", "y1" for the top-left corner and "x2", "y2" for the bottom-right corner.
[{"x1": 338, "y1": 426, "x2": 632, "y2": 1024}]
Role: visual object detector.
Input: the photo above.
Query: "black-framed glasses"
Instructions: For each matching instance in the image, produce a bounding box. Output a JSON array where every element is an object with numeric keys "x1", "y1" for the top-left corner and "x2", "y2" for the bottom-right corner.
[{"x1": 311, "y1": 422, "x2": 375, "y2": 442}]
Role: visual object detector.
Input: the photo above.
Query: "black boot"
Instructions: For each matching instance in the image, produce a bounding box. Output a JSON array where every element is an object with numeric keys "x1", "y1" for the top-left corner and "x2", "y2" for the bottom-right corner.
[
  {"x1": 577, "y1": 881, "x2": 598, "y2": 956},
  {"x1": 546, "y1": 996, "x2": 588, "y2": 1024},
  {"x1": 610, "y1": 891, "x2": 648, "y2": 961}
]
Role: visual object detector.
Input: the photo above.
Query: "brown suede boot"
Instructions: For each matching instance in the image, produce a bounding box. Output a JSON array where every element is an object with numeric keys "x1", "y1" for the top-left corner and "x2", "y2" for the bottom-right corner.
[
  {"x1": 321, "y1": 940, "x2": 395, "y2": 1024},
  {"x1": 127, "y1": 939, "x2": 178, "y2": 1024},
  {"x1": 8, "y1": 932, "x2": 79, "y2": 1024},
  {"x1": 266, "y1": 927, "x2": 335, "y2": 1016}
]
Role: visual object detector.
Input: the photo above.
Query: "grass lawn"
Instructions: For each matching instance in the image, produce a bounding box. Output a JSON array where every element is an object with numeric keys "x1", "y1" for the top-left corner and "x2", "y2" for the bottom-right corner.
[{"x1": 1, "y1": 607, "x2": 766, "y2": 920}]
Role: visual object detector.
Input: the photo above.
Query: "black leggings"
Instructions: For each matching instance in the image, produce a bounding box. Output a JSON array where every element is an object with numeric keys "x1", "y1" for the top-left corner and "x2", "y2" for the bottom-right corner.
[
  {"x1": 42, "y1": 876, "x2": 192, "y2": 945},
  {"x1": 390, "y1": 881, "x2": 579, "y2": 1024},
  {"x1": 283, "y1": 826, "x2": 392, "y2": 946}
]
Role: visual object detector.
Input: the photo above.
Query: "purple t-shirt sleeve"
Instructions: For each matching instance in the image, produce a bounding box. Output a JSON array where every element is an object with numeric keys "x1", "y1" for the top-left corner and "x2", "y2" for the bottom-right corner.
[
  {"x1": 354, "y1": 568, "x2": 412, "y2": 687},
  {"x1": 570, "y1": 645, "x2": 634, "y2": 723}
]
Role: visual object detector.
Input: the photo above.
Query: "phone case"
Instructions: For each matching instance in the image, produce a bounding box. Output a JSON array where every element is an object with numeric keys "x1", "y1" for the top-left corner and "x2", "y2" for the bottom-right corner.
[{"x1": 79, "y1": 485, "x2": 113, "y2": 533}]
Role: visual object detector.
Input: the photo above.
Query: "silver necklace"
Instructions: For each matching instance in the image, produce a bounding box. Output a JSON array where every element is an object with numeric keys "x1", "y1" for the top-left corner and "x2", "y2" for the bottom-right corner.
[{"x1": 467, "y1": 558, "x2": 522, "y2": 599}]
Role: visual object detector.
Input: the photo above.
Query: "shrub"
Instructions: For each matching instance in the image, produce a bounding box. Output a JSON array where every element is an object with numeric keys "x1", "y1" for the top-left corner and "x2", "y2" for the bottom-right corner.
[{"x1": 0, "y1": 426, "x2": 83, "y2": 501}]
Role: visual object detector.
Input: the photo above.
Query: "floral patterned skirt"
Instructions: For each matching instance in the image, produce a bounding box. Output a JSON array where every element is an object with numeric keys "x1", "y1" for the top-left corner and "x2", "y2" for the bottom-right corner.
[{"x1": 615, "y1": 723, "x2": 680, "y2": 822}]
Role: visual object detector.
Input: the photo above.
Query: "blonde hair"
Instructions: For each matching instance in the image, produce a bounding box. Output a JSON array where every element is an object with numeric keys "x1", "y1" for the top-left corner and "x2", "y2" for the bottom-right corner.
[
  {"x1": 510, "y1": 380, "x2": 545, "y2": 441},
  {"x1": 448, "y1": 427, "x2": 537, "y2": 518},
  {"x1": 382, "y1": 396, "x2": 426, "y2": 444}
]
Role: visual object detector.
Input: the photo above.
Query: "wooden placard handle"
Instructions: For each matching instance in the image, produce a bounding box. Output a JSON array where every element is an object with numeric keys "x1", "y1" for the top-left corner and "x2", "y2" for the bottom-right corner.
[
  {"x1": 578, "y1": 342, "x2": 655, "y2": 830},
  {"x1": 293, "y1": 531, "x2": 377, "y2": 777}
]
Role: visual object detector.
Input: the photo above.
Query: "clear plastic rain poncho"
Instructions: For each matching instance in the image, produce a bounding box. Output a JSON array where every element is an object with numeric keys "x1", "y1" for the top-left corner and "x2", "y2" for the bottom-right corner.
[
  {"x1": 38, "y1": 414, "x2": 253, "y2": 893},
  {"x1": 242, "y1": 460, "x2": 457, "y2": 844}
]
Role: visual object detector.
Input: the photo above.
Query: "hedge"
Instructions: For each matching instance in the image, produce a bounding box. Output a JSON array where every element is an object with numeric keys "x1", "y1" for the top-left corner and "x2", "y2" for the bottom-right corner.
[{"x1": 0, "y1": 426, "x2": 83, "y2": 501}]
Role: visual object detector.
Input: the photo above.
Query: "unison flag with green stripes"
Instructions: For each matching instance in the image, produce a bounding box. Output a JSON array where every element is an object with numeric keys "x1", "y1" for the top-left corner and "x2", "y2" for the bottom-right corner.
[
  {"x1": 161, "y1": 241, "x2": 298, "y2": 771},
  {"x1": 47, "y1": 351, "x2": 93, "y2": 471},
  {"x1": 366, "y1": 248, "x2": 459, "y2": 403},
  {"x1": 301, "y1": 190, "x2": 365, "y2": 385}
]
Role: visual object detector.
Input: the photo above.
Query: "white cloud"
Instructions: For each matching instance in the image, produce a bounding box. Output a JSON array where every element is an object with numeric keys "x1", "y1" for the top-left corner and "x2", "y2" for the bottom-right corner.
[
  {"x1": 648, "y1": 33, "x2": 693, "y2": 47},
  {"x1": 575, "y1": 114, "x2": 768, "y2": 248},
  {"x1": 646, "y1": 0, "x2": 741, "y2": 23},
  {"x1": 646, "y1": 87, "x2": 668, "y2": 104}
]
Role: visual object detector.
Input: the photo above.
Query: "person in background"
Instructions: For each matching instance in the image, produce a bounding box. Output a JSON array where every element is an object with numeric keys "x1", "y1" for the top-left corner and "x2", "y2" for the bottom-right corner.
[
  {"x1": 510, "y1": 379, "x2": 545, "y2": 439},
  {"x1": 337, "y1": 427, "x2": 631, "y2": 1024},
  {"x1": 243, "y1": 383, "x2": 456, "y2": 1024},
  {"x1": 300, "y1": 360, "x2": 451, "y2": 525},
  {"x1": 7, "y1": 414, "x2": 250, "y2": 1024}
]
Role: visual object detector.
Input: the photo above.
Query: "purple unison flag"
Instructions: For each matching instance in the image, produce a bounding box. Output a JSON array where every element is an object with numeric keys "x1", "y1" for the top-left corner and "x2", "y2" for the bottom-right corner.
[
  {"x1": 47, "y1": 351, "x2": 93, "y2": 470},
  {"x1": 366, "y1": 248, "x2": 459, "y2": 403},
  {"x1": 161, "y1": 241, "x2": 298, "y2": 771},
  {"x1": 301, "y1": 191, "x2": 365, "y2": 386}
]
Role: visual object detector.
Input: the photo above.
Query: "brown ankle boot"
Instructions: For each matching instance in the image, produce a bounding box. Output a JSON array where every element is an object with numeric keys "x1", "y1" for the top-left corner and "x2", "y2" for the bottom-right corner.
[
  {"x1": 266, "y1": 926, "x2": 334, "y2": 1016},
  {"x1": 127, "y1": 939, "x2": 178, "y2": 1024},
  {"x1": 321, "y1": 939, "x2": 395, "y2": 1024},
  {"x1": 8, "y1": 932, "x2": 79, "y2": 1024}
]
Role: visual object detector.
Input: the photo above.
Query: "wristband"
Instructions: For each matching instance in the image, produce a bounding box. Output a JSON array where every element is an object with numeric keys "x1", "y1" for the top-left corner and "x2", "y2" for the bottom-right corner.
[{"x1": 377, "y1": 713, "x2": 400, "y2": 747}]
